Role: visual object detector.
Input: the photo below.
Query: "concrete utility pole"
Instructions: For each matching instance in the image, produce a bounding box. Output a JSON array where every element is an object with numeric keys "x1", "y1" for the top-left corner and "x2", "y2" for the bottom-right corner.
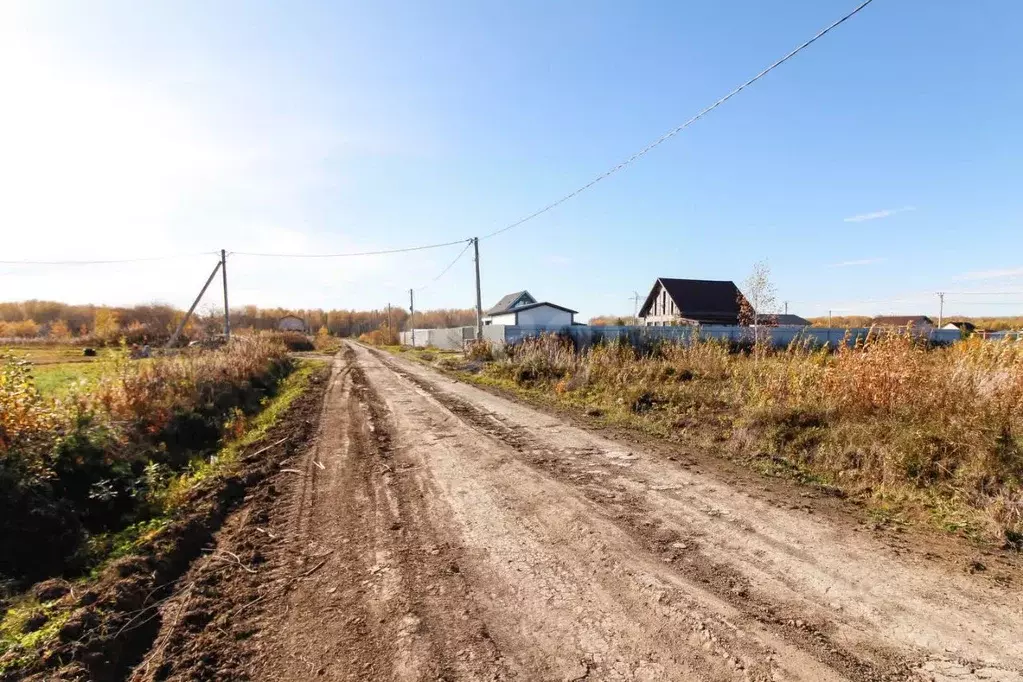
[
  {"x1": 166, "y1": 259, "x2": 222, "y2": 348},
  {"x1": 221, "y1": 249, "x2": 230, "y2": 340},
  {"x1": 473, "y1": 237, "x2": 483, "y2": 340},
  {"x1": 784, "y1": 301, "x2": 789, "y2": 315},
  {"x1": 937, "y1": 292, "x2": 945, "y2": 328},
  {"x1": 409, "y1": 288, "x2": 415, "y2": 347}
]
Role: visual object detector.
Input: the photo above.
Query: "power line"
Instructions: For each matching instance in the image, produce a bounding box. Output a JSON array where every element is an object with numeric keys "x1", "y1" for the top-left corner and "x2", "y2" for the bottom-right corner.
[
  {"x1": 0, "y1": 251, "x2": 217, "y2": 266},
  {"x1": 943, "y1": 291, "x2": 1023, "y2": 296},
  {"x1": 481, "y1": 0, "x2": 877, "y2": 241},
  {"x1": 415, "y1": 239, "x2": 474, "y2": 292},
  {"x1": 230, "y1": 239, "x2": 467, "y2": 259}
]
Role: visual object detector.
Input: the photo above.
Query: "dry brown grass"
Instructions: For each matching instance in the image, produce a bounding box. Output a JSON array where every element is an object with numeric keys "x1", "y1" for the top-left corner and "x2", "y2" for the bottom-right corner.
[{"x1": 481, "y1": 333, "x2": 1023, "y2": 544}]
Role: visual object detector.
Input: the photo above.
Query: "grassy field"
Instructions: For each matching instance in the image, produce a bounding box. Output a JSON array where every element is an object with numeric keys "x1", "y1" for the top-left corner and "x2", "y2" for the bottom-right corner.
[{"x1": 1, "y1": 345, "x2": 121, "y2": 397}]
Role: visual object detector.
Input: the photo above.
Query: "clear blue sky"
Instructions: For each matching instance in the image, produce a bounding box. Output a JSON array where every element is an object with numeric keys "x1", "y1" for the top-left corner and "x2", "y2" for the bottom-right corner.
[{"x1": 2, "y1": 1, "x2": 1022, "y2": 319}]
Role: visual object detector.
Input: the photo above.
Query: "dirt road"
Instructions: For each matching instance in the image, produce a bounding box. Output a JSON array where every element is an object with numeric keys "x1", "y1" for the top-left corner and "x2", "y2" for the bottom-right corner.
[{"x1": 134, "y1": 342, "x2": 1022, "y2": 682}]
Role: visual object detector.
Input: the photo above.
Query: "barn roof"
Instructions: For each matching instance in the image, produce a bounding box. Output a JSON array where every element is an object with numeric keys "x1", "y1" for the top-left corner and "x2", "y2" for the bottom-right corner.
[{"x1": 639, "y1": 278, "x2": 744, "y2": 323}]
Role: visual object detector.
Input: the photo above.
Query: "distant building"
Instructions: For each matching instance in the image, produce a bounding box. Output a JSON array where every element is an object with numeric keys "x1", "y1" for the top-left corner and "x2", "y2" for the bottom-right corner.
[
  {"x1": 943, "y1": 321, "x2": 976, "y2": 333},
  {"x1": 772, "y1": 314, "x2": 812, "y2": 327},
  {"x1": 278, "y1": 315, "x2": 307, "y2": 332},
  {"x1": 483, "y1": 290, "x2": 577, "y2": 326},
  {"x1": 639, "y1": 278, "x2": 747, "y2": 326},
  {"x1": 869, "y1": 315, "x2": 934, "y2": 331}
]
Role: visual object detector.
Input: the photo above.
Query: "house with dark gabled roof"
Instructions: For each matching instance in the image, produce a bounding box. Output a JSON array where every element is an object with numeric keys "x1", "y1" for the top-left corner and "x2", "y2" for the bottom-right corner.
[
  {"x1": 639, "y1": 278, "x2": 748, "y2": 326},
  {"x1": 482, "y1": 290, "x2": 577, "y2": 326},
  {"x1": 869, "y1": 315, "x2": 934, "y2": 331},
  {"x1": 771, "y1": 314, "x2": 812, "y2": 327}
]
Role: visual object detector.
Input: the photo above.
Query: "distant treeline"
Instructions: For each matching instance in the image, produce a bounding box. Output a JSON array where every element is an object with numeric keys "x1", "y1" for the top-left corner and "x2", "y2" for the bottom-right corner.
[{"x1": 0, "y1": 300, "x2": 477, "y2": 341}]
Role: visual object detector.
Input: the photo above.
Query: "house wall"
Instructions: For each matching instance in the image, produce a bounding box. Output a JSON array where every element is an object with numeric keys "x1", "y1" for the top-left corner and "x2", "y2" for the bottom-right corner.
[
  {"x1": 516, "y1": 306, "x2": 573, "y2": 326},
  {"x1": 488, "y1": 312, "x2": 518, "y2": 326}
]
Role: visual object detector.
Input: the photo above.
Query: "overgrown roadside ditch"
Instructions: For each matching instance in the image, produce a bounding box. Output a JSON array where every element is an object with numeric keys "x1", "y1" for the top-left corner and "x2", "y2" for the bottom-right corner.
[{"x1": 0, "y1": 357, "x2": 331, "y2": 681}]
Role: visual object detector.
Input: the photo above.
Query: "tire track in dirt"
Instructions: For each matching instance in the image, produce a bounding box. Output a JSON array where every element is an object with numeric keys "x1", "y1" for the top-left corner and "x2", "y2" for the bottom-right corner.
[
  {"x1": 352, "y1": 344, "x2": 868, "y2": 680},
  {"x1": 129, "y1": 344, "x2": 1021, "y2": 682},
  {"x1": 364, "y1": 344, "x2": 1023, "y2": 682},
  {"x1": 132, "y1": 347, "x2": 510, "y2": 681}
]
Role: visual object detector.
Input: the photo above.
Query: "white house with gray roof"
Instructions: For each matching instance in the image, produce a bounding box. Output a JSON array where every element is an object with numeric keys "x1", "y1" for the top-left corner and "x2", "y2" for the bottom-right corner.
[{"x1": 482, "y1": 290, "x2": 577, "y2": 326}]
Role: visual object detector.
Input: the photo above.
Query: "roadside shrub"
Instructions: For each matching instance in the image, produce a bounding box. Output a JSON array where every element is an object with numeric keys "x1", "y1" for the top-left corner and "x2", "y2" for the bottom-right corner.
[
  {"x1": 359, "y1": 326, "x2": 398, "y2": 346},
  {"x1": 465, "y1": 339, "x2": 494, "y2": 361},
  {"x1": 278, "y1": 332, "x2": 314, "y2": 352},
  {"x1": 502, "y1": 335, "x2": 576, "y2": 386}
]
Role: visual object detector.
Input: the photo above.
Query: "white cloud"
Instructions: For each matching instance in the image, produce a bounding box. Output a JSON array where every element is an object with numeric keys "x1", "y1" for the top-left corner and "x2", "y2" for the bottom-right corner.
[
  {"x1": 953, "y1": 267, "x2": 1023, "y2": 282},
  {"x1": 843, "y1": 206, "x2": 916, "y2": 223},
  {"x1": 830, "y1": 258, "x2": 885, "y2": 268}
]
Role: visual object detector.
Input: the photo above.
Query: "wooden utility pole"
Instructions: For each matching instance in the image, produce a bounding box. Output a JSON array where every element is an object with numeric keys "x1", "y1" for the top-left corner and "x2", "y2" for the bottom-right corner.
[
  {"x1": 473, "y1": 237, "x2": 483, "y2": 340},
  {"x1": 221, "y1": 249, "x2": 230, "y2": 340},
  {"x1": 166, "y1": 260, "x2": 222, "y2": 348},
  {"x1": 409, "y1": 288, "x2": 415, "y2": 347},
  {"x1": 387, "y1": 303, "x2": 392, "y2": 338}
]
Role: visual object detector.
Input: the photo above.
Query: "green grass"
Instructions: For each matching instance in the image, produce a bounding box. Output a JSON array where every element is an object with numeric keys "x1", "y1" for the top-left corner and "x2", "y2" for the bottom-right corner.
[
  {"x1": 0, "y1": 597, "x2": 71, "y2": 675},
  {"x1": 2, "y1": 345, "x2": 121, "y2": 397},
  {"x1": 30, "y1": 361, "x2": 114, "y2": 397}
]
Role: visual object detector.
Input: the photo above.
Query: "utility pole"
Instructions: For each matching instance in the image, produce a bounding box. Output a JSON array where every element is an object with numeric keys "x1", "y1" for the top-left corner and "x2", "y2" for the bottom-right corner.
[
  {"x1": 409, "y1": 288, "x2": 415, "y2": 347},
  {"x1": 221, "y1": 249, "x2": 230, "y2": 340},
  {"x1": 784, "y1": 301, "x2": 789, "y2": 315},
  {"x1": 166, "y1": 259, "x2": 222, "y2": 348},
  {"x1": 386, "y1": 303, "x2": 392, "y2": 338},
  {"x1": 937, "y1": 292, "x2": 945, "y2": 328},
  {"x1": 629, "y1": 291, "x2": 642, "y2": 324},
  {"x1": 473, "y1": 237, "x2": 483, "y2": 340}
]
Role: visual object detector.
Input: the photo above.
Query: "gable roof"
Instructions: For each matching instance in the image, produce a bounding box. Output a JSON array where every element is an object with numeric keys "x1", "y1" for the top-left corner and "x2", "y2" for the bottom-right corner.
[
  {"x1": 869, "y1": 315, "x2": 934, "y2": 326},
  {"x1": 484, "y1": 290, "x2": 536, "y2": 316},
  {"x1": 773, "y1": 314, "x2": 811, "y2": 326},
  {"x1": 639, "y1": 278, "x2": 745, "y2": 323},
  {"x1": 943, "y1": 321, "x2": 976, "y2": 331},
  {"x1": 496, "y1": 301, "x2": 578, "y2": 316}
]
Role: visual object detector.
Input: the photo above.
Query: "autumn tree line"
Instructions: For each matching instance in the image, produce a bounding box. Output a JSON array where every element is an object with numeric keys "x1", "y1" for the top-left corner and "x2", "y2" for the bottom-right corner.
[{"x1": 0, "y1": 300, "x2": 477, "y2": 343}]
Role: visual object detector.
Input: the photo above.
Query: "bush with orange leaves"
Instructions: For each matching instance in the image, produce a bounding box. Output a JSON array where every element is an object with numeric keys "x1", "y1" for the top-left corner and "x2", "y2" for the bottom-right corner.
[{"x1": 0, "y1": 336, "x2": 291, "y2": 583}]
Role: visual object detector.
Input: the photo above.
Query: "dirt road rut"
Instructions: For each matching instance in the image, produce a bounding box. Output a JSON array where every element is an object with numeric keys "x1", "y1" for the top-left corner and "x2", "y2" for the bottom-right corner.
[{"x1": 134, "y1": 342, "x2": 1022, "y2": 681}]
